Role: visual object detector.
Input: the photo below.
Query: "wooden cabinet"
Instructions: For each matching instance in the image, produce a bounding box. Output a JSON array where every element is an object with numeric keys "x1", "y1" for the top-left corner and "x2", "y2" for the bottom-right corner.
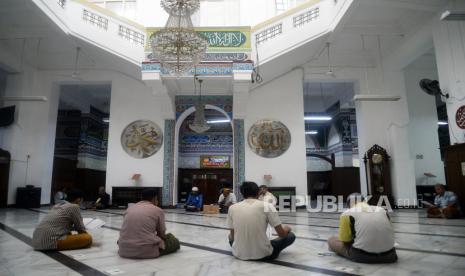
[
  {"x1": 112, "y1": 187, "x2": 162, "y2": 208},
  {"x1": 443, "y1": 143, "x2": 465, "y2": 212}
]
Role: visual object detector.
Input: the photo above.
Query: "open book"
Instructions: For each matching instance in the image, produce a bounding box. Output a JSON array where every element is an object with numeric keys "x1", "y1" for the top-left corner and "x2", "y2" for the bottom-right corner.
[
  {"x1": 83, "y1": 218, "x2": 105, "y2": 230},
  {"x1": 421, "y1": 201, "x2": 435, "y2": 208}
]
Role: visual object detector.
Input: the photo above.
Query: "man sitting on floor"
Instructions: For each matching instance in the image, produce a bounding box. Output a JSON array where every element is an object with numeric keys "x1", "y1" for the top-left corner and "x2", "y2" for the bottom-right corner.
[
  {"x1": 95, "y1": 186, "x2": 110, "y2": 209},
  {"x1": 118, "y1": 189, "x2": 180, "y2": 259},
  {"x1": 185, "y1": 186, "x2": 203, "y2": 212},
  {"x1": 32, "y1": 189, "x2": 92, "y2": 251},
  {"x1": 227, "y1": 181, "x2": 295, "y2": 261},
  {"x1": 427, "y1": 184, "x2": 461, "y2": 219},
  {"x1": 218, "y1": 188, "x2": 237, "y2": 214},
  {"x1": 328, "y1": 193, "x2": 398, "y2": 263},
  {"x1": 258, "y1": 185, "x2": 277, "y2": 207}
]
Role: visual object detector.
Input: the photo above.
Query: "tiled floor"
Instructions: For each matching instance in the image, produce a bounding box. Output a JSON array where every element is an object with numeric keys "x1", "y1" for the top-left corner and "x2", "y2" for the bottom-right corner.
[{"x1": 1, "y1": 207, "x2": 464, "y2": 276}]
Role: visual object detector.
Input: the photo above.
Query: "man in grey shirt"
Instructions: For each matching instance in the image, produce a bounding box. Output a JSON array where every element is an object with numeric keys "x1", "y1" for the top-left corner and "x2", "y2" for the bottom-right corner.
[{"x1": 227, "y1": 181, "x2": 295, "y2": 261}]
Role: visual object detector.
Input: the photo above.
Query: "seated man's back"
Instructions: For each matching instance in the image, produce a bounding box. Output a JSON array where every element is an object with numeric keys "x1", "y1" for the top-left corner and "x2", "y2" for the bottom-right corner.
[
  {"x1": 341, "y1": 203, "x2": 394, "y2": 254},
  {"x1": 118, "y1": 201, "x2": 166, "y2": 258},
  {"x1": 227, "y1": 199, "x2": 281, "y2": 260}
]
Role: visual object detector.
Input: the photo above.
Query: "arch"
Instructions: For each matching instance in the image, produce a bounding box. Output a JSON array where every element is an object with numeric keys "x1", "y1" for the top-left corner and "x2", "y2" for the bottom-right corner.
[
  {"x1": 172, "y1": 104, "x2": 233, "y2": 204},
  {"x1": 306, "y1": 153, "x2": 334, "y2": 169}
]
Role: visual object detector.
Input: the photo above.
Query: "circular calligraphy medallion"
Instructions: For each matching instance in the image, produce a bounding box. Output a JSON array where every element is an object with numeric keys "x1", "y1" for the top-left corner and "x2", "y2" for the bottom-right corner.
[
  {"x1": 247, "y1": 120, "x2": 291, "y2": 158},
  {"x1": 456, "y1": 105, "x2": 465, "y2": 130},
  {"x1": 121, "y1": 120, "x2": 163, "y2": 159}
]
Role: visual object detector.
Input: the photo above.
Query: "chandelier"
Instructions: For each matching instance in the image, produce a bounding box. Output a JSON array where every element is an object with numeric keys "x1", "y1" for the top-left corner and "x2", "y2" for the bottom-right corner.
[
  {"x1": 189, "y1": 77, "x2": 211, "y2": 133},
  {"x1": 151, "y1": 0, "x2": 208, "y2": 76}
]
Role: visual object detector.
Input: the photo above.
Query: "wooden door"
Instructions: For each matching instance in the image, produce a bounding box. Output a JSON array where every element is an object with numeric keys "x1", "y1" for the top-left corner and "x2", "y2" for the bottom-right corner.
[
  {"x1": 0, "y1": 149, "x2": 11, "y2": 208},
  {"x1": 178, "y1": 168, "x2": 233, "y2": 205}
]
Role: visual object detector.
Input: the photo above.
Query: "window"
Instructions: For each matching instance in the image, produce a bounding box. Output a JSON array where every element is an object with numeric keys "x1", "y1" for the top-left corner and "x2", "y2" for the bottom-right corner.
[
  {"x1": 88, "y1": 0, "x2": 137, "y2": 20},
  {"x1": 275, "y1": 0, "x2": 287, "y2": 13}
]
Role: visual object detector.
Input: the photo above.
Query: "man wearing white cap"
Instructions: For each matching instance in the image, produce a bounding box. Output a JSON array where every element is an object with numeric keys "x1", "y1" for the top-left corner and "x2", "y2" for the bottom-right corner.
[{"x1": 185, "y1": 186, "x2": 203, "y2": 212}]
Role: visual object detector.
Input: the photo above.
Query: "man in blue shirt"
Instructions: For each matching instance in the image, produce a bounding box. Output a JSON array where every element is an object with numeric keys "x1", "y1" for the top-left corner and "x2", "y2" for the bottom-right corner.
[
  {"x1": 185, "y1": 187, "x2": 203, "y2": 212},
  {"x1": 427, "y1": 184, "x2": 461, "y2": 219}
]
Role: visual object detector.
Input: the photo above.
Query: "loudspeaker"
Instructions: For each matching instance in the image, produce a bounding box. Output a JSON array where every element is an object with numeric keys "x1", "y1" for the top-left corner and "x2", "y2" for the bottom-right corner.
[{"x1": 16, "y1": 187, "x2": 41, "y2": 208}]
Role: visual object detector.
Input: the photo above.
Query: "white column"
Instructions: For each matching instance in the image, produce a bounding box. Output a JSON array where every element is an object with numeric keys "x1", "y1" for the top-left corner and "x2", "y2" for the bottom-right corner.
[
  {"x1": 2, "y1": 69, "x2": 59, "y2": 205},
  {"x1": 355, "y1": 69, "x2": 416, "y2": 206}
]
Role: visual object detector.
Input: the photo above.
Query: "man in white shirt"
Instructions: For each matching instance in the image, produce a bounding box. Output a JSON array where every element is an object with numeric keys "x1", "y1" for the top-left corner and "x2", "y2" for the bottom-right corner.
[
  {"x1": 258, "y1": 185, "x2": 277, "y2": 207},
  {"x1": 227, "y1": 181, "x2": 295, "y2": 261},
  {"x1": 218, "y1": 188, "x2": 237, "y2": 214},
  {"x1": 327, "y1": 193, "x2": 397, "y2": 263}
]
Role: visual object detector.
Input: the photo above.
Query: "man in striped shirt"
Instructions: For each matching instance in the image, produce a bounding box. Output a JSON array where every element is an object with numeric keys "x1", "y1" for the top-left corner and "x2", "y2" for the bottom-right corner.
[{"x1": 32, "y1": 189, "x2": 92, "y2": 251}]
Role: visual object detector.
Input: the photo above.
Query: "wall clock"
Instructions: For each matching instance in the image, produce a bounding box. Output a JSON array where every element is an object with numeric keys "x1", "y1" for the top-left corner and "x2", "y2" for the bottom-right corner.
[
  {"x1": 363, "y1": 144, "x2": 394, "y2": 206},
  {"x1": 247, "y1": 120, "x2": 291, "y2": 158},
  {"x1": 121, "y1": 120, "x2": 163, "y2": 159}
]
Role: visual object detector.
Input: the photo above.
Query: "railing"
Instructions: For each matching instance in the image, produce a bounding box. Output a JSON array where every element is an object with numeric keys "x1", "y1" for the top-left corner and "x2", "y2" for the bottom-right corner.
[
  {"x1": 32, "y1": 0, "x2": 145, "y2": 65},
  {"x1": 256, "y1": 23, "x2": 283, "y2": 45},
  {"x1": 293, "y1": 7, "x2": 320, "y2": 27},
  {"x1": 82, "y1": 9, "x2": 108, "y2": 30},
  {"x1": 251, "y1": 0, "x2": 353, "y2": 64},
  {"x1": 118, "y1": 25, "x2": 145, "y2": 46}
]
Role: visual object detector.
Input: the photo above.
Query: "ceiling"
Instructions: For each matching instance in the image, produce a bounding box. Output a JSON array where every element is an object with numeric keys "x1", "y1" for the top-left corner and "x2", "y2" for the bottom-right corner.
[
  {"x1": 59, "y1": 84, "x2": 111, "y2": 113},
  {"x1": 302, "y1": 0, "x2": 447, "y2": 74},
  {"x1": 0, "y1": 0, "x2": 449, "y2": 100},
  {"x1": 304, "y1": 82, "x2": 355, "y2": 113},
  {"x1": 0, "y1": 0, "x2": 140, "y2": 79}
]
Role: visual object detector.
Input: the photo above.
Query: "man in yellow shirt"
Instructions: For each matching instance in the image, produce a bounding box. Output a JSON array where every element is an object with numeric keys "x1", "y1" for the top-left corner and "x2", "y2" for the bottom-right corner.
[{"x1": 327, "y1": 193, "x2": 397, "y2": 263}]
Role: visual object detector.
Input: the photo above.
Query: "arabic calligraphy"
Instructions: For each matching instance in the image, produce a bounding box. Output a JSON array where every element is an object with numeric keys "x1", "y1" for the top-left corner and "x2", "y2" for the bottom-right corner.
[
  {"x1": 248, "y1": 120, "x2": 291, "y2": 158},
  {"x1": 121, "y1": 120, "x2": 163, "y2": 159}
]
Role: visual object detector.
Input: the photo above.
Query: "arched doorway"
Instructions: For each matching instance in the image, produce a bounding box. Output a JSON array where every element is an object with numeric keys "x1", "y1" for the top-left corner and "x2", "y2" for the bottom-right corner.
[{"x1": 174, "y1": 105, "x2": 234, "y2": 205}]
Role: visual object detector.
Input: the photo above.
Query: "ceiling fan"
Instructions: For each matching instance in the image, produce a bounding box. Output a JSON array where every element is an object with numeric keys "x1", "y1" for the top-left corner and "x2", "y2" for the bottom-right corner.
[
  {"x1": 307, "y1": 42, "x2": 338, "y2": 78},
  {"x1": 56, "y1": 47, "x2": 84, "y2": 81}
]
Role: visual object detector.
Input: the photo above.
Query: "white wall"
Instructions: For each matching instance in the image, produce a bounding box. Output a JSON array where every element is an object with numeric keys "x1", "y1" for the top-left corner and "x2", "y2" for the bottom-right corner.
[
  {"x1": 245, "y1": 69, "x2": 307, "y2": 196},
  {"x1": 2, "y1": 67, "x2": 59, "y2": 205},
  {"x1": 0, "y1": 65, "x2": 173, "y2": 204},
  {"x1": 306, "y1": 157, "x2": 332, "y2": 171},
  {"x1": 405, "y1": 64, "x2": 446, "y2": 186},
  {"x1": 106, "y1": 77, "x2": 172, "y2": 193},
  {"x1": 328, "y1": 124, "x2": 340, "y2": 146},
  {"x1": 433, "y1": 14, "x2": 465, "y2": 144}
]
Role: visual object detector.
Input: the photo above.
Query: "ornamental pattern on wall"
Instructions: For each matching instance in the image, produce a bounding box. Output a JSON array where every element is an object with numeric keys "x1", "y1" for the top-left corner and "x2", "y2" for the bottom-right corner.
[
  {"x1": 247, "y1": 120, "x2": 291, "y2": 158},
  {"x1": 163, "y1": 119, "x2": 175, "y2": 206},
  {"x1": 121, "y1": 120, "x2": 163, "y2": 159},
  {"x1": 233, "y1": 119, "x2": 245, "y2": 198}
]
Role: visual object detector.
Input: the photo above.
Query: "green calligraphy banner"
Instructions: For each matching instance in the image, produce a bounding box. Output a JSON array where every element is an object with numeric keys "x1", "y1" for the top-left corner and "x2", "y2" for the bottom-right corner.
[{"x1": 146, "y1": 27, "x2": 251, "y2": 53}]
